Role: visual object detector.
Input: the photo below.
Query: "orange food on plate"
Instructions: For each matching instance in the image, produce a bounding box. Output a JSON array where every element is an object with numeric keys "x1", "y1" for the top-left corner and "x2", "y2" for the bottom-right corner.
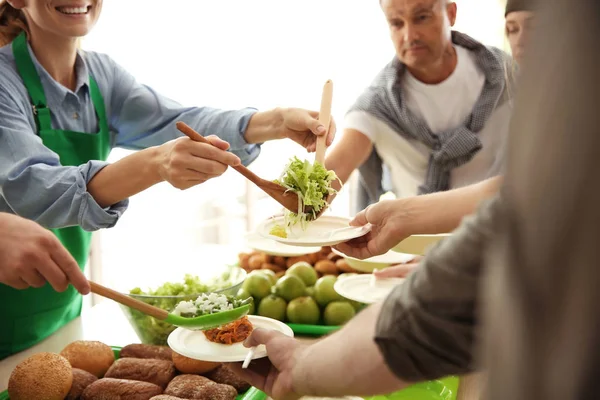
[{"x1": 203, "y1": 316, "x2": 253, "y2": 345}]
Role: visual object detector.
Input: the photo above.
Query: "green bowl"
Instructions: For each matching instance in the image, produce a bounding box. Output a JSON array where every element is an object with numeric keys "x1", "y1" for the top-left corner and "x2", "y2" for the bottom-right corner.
[{"x1": 119, "y1": 265, "x2": 247, "y2": 345}]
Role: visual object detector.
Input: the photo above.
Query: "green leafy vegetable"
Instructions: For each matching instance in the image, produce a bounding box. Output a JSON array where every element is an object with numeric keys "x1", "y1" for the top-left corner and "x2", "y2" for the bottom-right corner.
[
  {"x1": 124, "y1": 272, "x2": 240, "y2": 345},
  {"x1": 274, "y1": 156, "x2": 339, "y2": 231}
]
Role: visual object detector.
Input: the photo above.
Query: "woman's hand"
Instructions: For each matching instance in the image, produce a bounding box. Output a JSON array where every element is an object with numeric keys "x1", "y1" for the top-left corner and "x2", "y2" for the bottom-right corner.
[
  {"x1": 278, "y1": 108, "x2": 336, "y2": 152},
  {"x1": 156, "y1": 135, "x2": 241, "y2": 190},
  {"x1": 0, "y1": 213, "x2": 90, "y2": 294},
  {"x1": 244, "y1": 108, "x2": 336, "y2": 152}
]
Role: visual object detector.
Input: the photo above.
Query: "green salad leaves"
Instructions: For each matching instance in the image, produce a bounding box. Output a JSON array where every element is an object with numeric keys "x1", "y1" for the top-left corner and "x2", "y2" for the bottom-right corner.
[{"x1": 272, "y1": 156, "x2": 339, "y2": 233}]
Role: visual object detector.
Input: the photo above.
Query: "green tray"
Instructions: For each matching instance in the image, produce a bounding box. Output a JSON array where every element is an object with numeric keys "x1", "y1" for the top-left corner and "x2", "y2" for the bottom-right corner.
[
  {"x1": 0, "y1": 346, "x2": 267, "y2": 400},
  {"x1": 363, "y1": 376, "x2": 458, "y2": 400}
]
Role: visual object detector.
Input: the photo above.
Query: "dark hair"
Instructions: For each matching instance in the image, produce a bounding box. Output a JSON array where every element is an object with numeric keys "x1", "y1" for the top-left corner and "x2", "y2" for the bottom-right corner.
[{"x1": 0, "y1": 1, "x2": 28, "y2": 47}]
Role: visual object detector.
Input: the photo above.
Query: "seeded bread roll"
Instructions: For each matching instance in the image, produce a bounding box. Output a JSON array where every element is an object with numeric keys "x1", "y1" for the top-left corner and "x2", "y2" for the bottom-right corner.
[
  {"x1": 196, "y1": 383, "x2": 238, "y2": 400},
  {"x1": 104, "y1": 358, "x2": 176, "y2": 389},
  {"x1": 8, "y1": 352, "x2": 73, "y2": 400},
  {"x1": 205, "y1": 365, "x2": 251, "y2": 393},
  {"x1": 81, "y1": 378, "x2": 162, "y2": 400},
  {"x1": 60, "y1": 340, "x2": 114, "y2": 377},
  {"x1": 120, "y1": 344, "x2": 173, "y2": 361},
  {"x1": 164, "y1": 375, "x2": 214, "y2": 398}
]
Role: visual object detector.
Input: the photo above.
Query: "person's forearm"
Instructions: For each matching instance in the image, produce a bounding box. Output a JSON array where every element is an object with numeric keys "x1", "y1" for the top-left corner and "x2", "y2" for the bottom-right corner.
[
  {"x1": 242, "y1": 108, "x2": 285, "y2": 144},
  {"x1": 397, "y1": 176, "x2": 502, "y2": 235},
  {"x1": 293, "y1": 303, "x2": 408, "y2": 397},
  {"x1": 88, "y1": 147, "x2": 162, "y2": 208}
]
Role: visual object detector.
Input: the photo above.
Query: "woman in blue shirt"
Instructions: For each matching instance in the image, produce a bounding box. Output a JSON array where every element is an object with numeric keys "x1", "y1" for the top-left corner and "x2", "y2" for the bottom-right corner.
[{"x1": 0, "y1": 0, "x2": 335, "y2": 358}]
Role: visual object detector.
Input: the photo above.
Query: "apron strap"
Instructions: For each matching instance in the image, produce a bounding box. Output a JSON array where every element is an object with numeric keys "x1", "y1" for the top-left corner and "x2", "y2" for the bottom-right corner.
[
  {"x1": 12, "y1": 32, "x2": 110, "y2": 136},
  {"x1": 89, "y1": 76, "x2": 109, "y2": 134},
  {"x1": 12, "y1": 32, "x2": 53, "y2": 132}
]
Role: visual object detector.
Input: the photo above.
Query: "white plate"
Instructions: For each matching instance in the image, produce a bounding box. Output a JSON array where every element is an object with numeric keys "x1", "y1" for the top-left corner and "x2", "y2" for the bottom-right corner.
[
  {"x1": 333, "y1": 274, "x2": 405, "y2": 304},
  {"x1": 167, "y1": 315, "x2": 294, "y2": 362},
  {"x1": 391, "y1": 234, "x2": 450, "y2": 255},
  {"x1": 244, "y1": 232, "x2": 321, "y2": 256},
  {"x1": 331, "y1": 248, "x2": 416, "y2": 272},
  {"x1": 257, "y1": 215, "x2": 371, "y2": 247}
]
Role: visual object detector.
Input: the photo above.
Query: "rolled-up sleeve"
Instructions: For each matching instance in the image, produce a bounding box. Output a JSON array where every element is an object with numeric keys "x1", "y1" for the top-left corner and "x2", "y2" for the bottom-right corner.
[
  {"x1": 106, "y1": 56, "x2": 260, "y2": 166},
  {"x1": 374, "y1": 196, "x2": 501, "y2": 381},
  {"x1": 0, "y1": 91, "x2": 128, "y2": 231}
]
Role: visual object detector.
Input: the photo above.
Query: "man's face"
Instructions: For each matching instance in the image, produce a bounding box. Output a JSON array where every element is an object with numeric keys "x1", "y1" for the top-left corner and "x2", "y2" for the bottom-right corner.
[{"x1": 381, "y1": 0, "x2": 457, "y2": 70}]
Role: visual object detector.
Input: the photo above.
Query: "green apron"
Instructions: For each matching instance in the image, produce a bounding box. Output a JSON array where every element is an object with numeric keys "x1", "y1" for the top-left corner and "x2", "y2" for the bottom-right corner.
[{"x1": 0, "y1": 32, "x2": 111, "y2": 359}]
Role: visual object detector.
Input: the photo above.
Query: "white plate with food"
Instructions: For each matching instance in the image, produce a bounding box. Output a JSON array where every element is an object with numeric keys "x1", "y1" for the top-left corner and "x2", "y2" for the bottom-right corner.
[
  {"x1": 333, "y1": 274, "x2": 405, "y2": 304},
  {"x1": 257, "y1": 215, "x2": 372, "y2": 247},
  {"x1": 167, "y1": 315, "x2": 294, "y2": 362},
  {"x1": 244, "y1": 232, "x2": 321, "y2": 257},
  {"x1": 331, "y1": 248, "x2": 416, "y2": 273}
]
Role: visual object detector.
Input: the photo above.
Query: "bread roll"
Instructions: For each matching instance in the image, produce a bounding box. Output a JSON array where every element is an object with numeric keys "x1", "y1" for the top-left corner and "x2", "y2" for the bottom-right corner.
[
  {"x1": 61, "y1": 340, "x2": 114, "y2": 377},
  {"x1": 8, "y1": 352, "x2": 72, "y2": 400}
]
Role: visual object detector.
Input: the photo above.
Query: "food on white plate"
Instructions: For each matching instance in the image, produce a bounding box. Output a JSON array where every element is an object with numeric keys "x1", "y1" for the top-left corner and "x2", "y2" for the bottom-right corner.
[
  {"x1": 8, "y1": 352, "x2": 72, "y2": 400},
  {"x1": 60, "y1": 340, "x2": 115, "y2": 377},
  {"x1": 127, "y1": 271, "x2": 241, "y2": 345},
  {"x1": 269, "y1": 156, "x2": 340, "y2": 237},
  {"x1": 203, "y1": 315, "x2": 254, "y2": 345},
  {"x1": 171, "y1": 293, "x2": 248, "y2": 318}
]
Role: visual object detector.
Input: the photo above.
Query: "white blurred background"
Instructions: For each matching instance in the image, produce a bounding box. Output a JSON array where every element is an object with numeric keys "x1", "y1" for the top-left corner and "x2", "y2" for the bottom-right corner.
[{"x1": 81, "y1": 0, "x2": 507, "y2": 300}]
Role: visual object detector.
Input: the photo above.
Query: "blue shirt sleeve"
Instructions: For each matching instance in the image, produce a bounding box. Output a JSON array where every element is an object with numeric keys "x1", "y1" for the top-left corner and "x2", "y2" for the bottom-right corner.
[
  {"x1": 105, "y1": 56, "x2": 261, "y2": 167},
  {"x1": 0, "y1": 89, "x2": 128, "y2": 231}
]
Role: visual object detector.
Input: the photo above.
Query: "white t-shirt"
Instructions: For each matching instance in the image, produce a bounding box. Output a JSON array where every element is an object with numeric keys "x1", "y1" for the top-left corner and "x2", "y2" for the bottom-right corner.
[{"x1": 345, "y1": 45, "x2": 510, "y2": 198}]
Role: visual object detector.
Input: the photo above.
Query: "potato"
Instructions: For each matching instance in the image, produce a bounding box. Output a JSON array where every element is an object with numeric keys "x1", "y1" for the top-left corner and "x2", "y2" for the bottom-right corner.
[
  {"x1": 238, "y1": 253, "x2": 251, "y2": 270},
  {"x1": 327, "y1": 252, "x2": 342, "y2": 262},
  {"x1": 286, "y1": 255, "x2": 311, "y2": 268},
  {"x1": 272, "y1": 256, "x2": 287, "y2": 268},
  {"x1": 261, "y1": 263, "x2": 285, "y2": 272},
  {"x1": 314, "y1": 260, "x2": 338, "y2": 275},
  {"x1": 308, "y1": 252, "x2": 321, "y2": 264},
  {"x1": 248, "y1": 254, "x2": 264, "y2": 270},
  {"x1": 320, "y1": 246, "x2": 332, "y2": 255},
  {"x1": 335, "y1": 259, "x2": 355, "y2": 273}
]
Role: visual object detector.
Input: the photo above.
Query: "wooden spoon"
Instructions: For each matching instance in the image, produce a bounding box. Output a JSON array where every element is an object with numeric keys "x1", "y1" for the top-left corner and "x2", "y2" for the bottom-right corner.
[
  {"x1": 315, "y1": 79, "x2": 333, "y2": 165},
  {"x1": 88, "y1": 281, "x2": 252, "y2": 331},
  {"x1": 175, "y1": 121, "x2": 301, "y2": 214}
]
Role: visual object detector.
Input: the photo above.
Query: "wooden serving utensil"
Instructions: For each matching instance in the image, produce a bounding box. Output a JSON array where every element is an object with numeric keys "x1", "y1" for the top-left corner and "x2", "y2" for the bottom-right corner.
[
  {"x1": 175, "y1": 121, "x2": 301, "y2": 214},
  {"x1": 88, "y1": 281, "x2": 252, "y2": 331},
  {"x1": 315, "y1": 79, "x2": 333, "y2": 165}
]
